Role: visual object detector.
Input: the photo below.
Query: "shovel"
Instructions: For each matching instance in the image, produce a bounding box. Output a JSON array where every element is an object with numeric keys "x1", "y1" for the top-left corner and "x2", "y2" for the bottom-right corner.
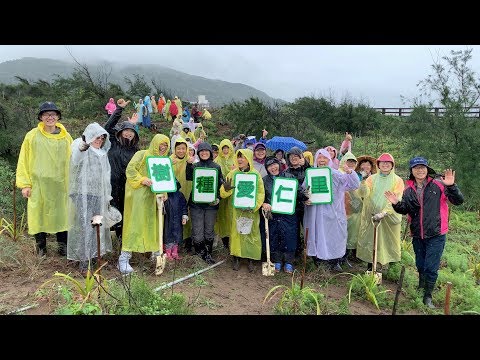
[
  {"x1": 91, "y1": 215, "x2": 104, "y2": 273},
  {"x1": 261, "y1": 209, "x2": 275, "y2": 276},
  {"x1": 366, "y1": 214, "x2": 384, "y2": 285},
  {"x1": 155, "y1": 194, "x2": 166, "y2": 276}
]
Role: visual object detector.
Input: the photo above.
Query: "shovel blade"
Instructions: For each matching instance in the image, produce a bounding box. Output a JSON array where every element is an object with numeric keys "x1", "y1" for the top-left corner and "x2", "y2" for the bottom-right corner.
[
  {"x1": 155, "y1": 254, "x2": 167, "y2": 275},
  {"x1": 262, "y1": 261, "x2": 275, "y2": 276},
  {"x1": 365, "y1": 270, "x2": 383, "y2": 285}
]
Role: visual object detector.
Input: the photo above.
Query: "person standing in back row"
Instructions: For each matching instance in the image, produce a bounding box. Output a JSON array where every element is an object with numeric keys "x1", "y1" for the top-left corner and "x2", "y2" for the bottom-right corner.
[{"x1": 16, "y1": 102, "x2": 73, "y2": 256}]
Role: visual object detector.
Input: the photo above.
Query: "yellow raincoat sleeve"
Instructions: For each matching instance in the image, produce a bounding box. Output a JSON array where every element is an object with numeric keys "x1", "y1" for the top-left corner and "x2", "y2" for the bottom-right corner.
[
  {"x1": 126, "y1": 150, "x2": 148, "y2": 189},
  {"x1": 254, "y1": 173, "x2": 265, "y2": 212},
  {"x1": 357, "y1": 176, "x2": 372, "y2": 198},
  {"x1": 16, "y1": 131, "x2": 34, "y2": 188}
]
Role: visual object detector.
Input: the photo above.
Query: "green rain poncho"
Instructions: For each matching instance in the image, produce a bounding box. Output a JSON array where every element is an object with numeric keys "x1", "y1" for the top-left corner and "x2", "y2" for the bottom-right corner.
[
  {"x1": 220, "y1": 149, "x2": 265, "y2": 260},
  {"x1": 356, "y1": 164, "x2": 404, "y2": 265},
  {"x1": 170, "y1": 137, "x2": 192, "y2": 240},
  {"x1": 214, "y1": 139, "x2": 236, "y2": 238},
  {"x1": 16, "y1": 122, "x2": 73, "y2": 234},
  {"x1": 339, "y1": 151, "x2": 363, "y2": 249},
  {"x1": 121, "y1": 134, "x2": 170, "y2": 253}
]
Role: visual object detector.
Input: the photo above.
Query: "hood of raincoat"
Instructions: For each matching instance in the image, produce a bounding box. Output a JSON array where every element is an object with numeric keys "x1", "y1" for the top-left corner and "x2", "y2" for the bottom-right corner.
[
  {"x1": 286, "y1": 146, "x2": 304, "y2": 167},
  {"x1": 115, "y1": 121, "x2": 139, "y2": 146},
  {"x1": 147, "y1": 134, "x2": 170, "y2": 156},
  {"x1": 339, "y1": 151, "x2": 357, "y2": 169},
  {"x1": 314, "y1": 148, "x2": 333, "y2": 168},
  {"x1": 303, "y1": 151, "x2": 313, "y2": 166},
  {"x1": 197, "y1": 141, "x2": 213, "y2": 160},
  {"x1": 325, "y1": 146, "x2": 338, "y2": 159},
  {"x1": 83, "y1": 122, "x2": 111, "y2": 152},
  {"x1": 235, "y1": 148, "x2": 254, "y2": 171},
  {"x1": 218, "y1": 139, "x2": 234, "y2": 160}
]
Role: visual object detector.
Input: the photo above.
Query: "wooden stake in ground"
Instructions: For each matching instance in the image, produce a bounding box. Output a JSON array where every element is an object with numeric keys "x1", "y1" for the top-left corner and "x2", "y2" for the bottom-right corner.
[
  {"x1": 392, "y1": 265, "x2": 405, "y2": 315},
  {"x1": 301, "y1": 227, "x2": 309, "y2": 290},
  {"x1": 444, "y1": 282, "x2": 452, "y2": 315},
  {"x1": 12, "y1": 179, "x2": 16, "y2": 240},
  {"x1": 91, "y1": 215, "x2": 104, "y2": 273}
]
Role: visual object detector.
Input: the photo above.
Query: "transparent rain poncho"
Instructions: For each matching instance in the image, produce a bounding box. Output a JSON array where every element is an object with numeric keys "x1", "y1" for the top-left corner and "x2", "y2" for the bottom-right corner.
[
  {"x1": 214, "y1": 139, "x2": 235, "y2": 238},
  {"x1": 67, "y1": 123, "x2": 116, "y2": 262}
]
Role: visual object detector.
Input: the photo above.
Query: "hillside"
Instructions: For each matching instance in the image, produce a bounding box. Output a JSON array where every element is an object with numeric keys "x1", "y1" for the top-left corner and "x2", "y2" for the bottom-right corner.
[{"x1": 0, "y1": 57, "x2": 284, "y2": 106}]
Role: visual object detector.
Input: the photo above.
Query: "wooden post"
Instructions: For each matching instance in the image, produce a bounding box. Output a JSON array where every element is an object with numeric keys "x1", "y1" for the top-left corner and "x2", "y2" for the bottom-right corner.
[
  {"x1": 301, "y1": 227, "x2": 309, "y2": 290},
  {"x1": 435, "y1": 108, "x2": 439, "y2": 116},
  {"x1": 382, "y1": 108, "x2": 386, "y2": 115},
  {"x1": 444, "y1": 282, "x2": 452, "y2": 315},
  {"x1": 398, "y1": 108, "x2": 402, "y2": 117},
  {"x1": 392, "y1": 266, "x2": 405, "y2": 315}
]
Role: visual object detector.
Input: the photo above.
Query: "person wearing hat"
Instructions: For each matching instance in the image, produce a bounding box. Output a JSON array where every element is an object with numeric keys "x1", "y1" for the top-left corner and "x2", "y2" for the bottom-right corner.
[
  {"x1": 385, "y1": 157, "x2": 464, "y2": 309},
  {"x1": 275, "y1": 149, "x2": 288, "y2": 172},
  {"x1": 16, "y1": 101, "x2": 73, "y2": 257},
  {"x1": 356, "y1": 153, "x2": 404, "y2": 272},
  {"x1": 252, "y1": 142, "x2": 268, "y2": 177}
]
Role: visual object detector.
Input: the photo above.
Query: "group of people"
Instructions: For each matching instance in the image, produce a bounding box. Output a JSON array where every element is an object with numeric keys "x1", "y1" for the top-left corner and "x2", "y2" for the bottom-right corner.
[{"x1": 17, "y1": 99, "x2": 464, "y2": 309}]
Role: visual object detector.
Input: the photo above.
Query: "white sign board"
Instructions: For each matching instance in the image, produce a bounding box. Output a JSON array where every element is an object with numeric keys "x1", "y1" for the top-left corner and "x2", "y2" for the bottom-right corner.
[
  {"x1": 271, "y1": 178, "x2": 298, "y2": 215},
  {"x1": 305, "y1": 167, "x2": 333, "y2": 204},
  {"x1": 233, "y1": 173, "x2": 257, "y2": 209},
  {"x1": 192, "y1": 168, "x2": 218, "y2": 203},
  {"x1": 146, "y1": 156, "x2": 177, "y2": 193}
]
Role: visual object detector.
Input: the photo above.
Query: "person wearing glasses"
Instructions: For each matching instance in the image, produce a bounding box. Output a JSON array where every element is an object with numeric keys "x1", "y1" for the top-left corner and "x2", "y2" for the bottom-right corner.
[{"x1": 16, "y1": 102, "x2": 73, "y2": 257}]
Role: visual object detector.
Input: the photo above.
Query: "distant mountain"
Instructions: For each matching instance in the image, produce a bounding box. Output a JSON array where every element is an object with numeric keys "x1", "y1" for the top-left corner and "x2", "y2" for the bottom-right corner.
[{"x1": 0, "y1": 57, "x2": 286, "y2": 106}]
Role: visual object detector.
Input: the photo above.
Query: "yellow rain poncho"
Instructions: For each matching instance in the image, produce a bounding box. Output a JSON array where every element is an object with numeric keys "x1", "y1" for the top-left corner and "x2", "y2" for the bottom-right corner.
[
  {"x1": 339, "y1": 151, "x2": 363, "y2": 249},
  {"x1": 356, "y1": 163, "x2": 404, "y2": 265},
  {"x1": 174, "y1": 98, "x2": 183, "y2": 120},
  {"x1": 16, "y1": 122, "x2": 73, "y2": 234},
  {"x1": 303, "y1": 151, "x2": 313, "y2": 166},
  {"x1": 220, "y1": 149, "x2": 264, "y2": 260},
  {"x1": 214, "y1": 139, "x2": 236, "y2": 238},
  {"x1": 122, "y1": 134, "x2": 170, "y2": 253},
  {"x1": 202, "y1": 109, "x2": 212, "y2": 120},
  {"x1": 170, "y1": 138, "x2": 192, "y2": 240}
]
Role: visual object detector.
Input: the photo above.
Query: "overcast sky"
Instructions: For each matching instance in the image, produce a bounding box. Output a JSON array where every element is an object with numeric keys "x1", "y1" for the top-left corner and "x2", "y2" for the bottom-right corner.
[{"x1": 0, "y1": 45, "x2": 478, "y2": 107}]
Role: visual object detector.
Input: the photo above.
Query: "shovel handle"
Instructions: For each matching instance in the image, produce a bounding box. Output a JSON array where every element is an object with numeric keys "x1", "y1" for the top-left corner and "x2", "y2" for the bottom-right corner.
[
  {"x1": 156, "y1": 194, "x2": 165, "y2": 253},
  {"x1": 263, "y1": 210, "x2": 271, "y2": 264}
]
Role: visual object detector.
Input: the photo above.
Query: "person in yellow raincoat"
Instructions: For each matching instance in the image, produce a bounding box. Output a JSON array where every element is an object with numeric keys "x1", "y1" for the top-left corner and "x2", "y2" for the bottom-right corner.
[
  {"x1": 170, "y1": 137, "x2": 194, "y2": 252},
  {"x1": 174, "y1": 96, "x2": 183, "y2": 120},
  {"x1": 220, "y1": 149, "x2": 264, "y2": 273},
  {"x1": 117, "y1": 134, "x2": 170, "y2": 274},
  {"x1": 214, "y1": 139, "x2": 236, "y2": 249},
  {"x1": 16, "y1": 101, "x2": 73, "y2": 257},
  {"x1": 303, "y1": 151, "x2": 314, "y2": 167},
  {"x1": 202, "y1": 109, "x2": 212, "y2": 120},
  {"x1": 180, "y1": 123, "x2": 196, "y2": 143},
  {"x1": 356, "y1": 153, "x2": 404, "y2": 270}
]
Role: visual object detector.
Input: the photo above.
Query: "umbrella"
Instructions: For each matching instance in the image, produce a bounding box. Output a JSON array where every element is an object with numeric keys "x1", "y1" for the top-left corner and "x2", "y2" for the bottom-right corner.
[{"x1": 266, "y1": 136, "x2": 307, "y2": 152}]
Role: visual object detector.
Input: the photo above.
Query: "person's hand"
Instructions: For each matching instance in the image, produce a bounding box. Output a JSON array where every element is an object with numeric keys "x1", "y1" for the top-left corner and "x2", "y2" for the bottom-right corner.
[
  {"x1": 262, "y1": 129, "x2": 268, "y2": 138},
  {"x1": 360, "y1": 170, "x2": 370, "y2": 180},
  {"x1": 141, "y1": 178, "x2": 153, "y2": 186},
  {"x1": 442, "y1": 169, "x2": 455, "y2": 186},
  {"x1": 298, "y1": 157, "x2": 305, "y2": 166},
  {"x1": 79, "y1": 135, "x2": 90, "y2": 152},
  {"x1": 21, "y1": 187, "x2": 31, "y2": 198},
  {"x1": 372, "y1": 211, "x2": 388, "y2": 222},
  {"x1": 117, "y1": 99, "x2": 131, "y2": 108},
  {"x1": 223, "y1": 177, "x2": 235, "y2": 191},
  {"x1": 302, "y1": 186, "x2": 311, "y2": 200},
  {"x1": 128, "y1": 113, "x2": 139, "y2": 124},
  {"x1": 262, "y1": 203, "x2": 272, "y2": 212},
  {"x1": 342, "y1": 163, "x2": 352, "y2": 174},
  {"x1": 239, "y1": 134, "x2": 246, "y2": 140},
  {"x1": 304, "y1": 199, "x2": 312, "y2": 206},
  {"x1": 230, "y1": 164, "x2": 236, "y2": 170},
  {"x1": 209, "y1": 198, "x2": 220, "y2": 206},
  {"x1": 171, "y1": 156, "x2": 178, "y2": 165},
  {"x1": 384, "y1": 191, "x2": 399, "y2": 205},
  {"x1": 280, "y1": 159, "x2": 286, "y2": 165},
  {"x1": 187, "y1": 155, "x2": 195, "y2": 164}
]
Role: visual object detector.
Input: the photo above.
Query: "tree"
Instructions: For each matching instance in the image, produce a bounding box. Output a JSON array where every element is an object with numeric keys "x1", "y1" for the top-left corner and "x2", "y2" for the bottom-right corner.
[{"x1": 401, "y1": 48, "x2": 480, "y2": 209}]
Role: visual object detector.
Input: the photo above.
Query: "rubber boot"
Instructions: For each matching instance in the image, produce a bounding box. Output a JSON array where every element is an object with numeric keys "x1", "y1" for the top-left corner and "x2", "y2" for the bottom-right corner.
[
  {"x1": 184, "y1": 237, "x2": 193, "y2": 253},
  {"x1": 171, "y1": 245, "x2": 181, "y2": 260},
  {"x1": 56, "y1": 231, "x2": 67, "y2": 256},
  {"x1": 165, "y1": 247, "x2": 174, "y2": 260},
  {"x1": 221, "y1": 237, "x2": 229, "y2": 249},
  {"x1": 248, "y1": 259, "x2": 255, "y2": 273},
  {"x1": 423, "y1": 281, "x2": 436, "y2": 309},
  {"x1": 34, "y1": 232, "x2": 47, "y2": 256},
  {"x1": 330, "y1": 259, "x2": 343, "y2": 272},
  {"x1": 194, "y1": 241, "x2": 215, "y2": 265},
  {"x1": 418, "y1": 273, "x2": 426, "y2": 290},
  {"x1": 232, "y1": 256, "x2": 240, "y2": 271},
  {"x1": 204, "y1": 239, "x2": 216, "y2": 264},
  {"x1": 367, "y1": 262, "x2": 373, "y2": 271},
  {"x1": 117, "y1": 251, "x2": 134, "y2": 275}
]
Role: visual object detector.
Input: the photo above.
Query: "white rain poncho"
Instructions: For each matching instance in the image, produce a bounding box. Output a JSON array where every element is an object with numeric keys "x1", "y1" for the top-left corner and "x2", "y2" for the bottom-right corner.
[
  {"x1": 303, "y1": 149, "x2": 360, "y2": 260},
  {"x1": 67, "y1": 123, "x2": 116, "y2": 261}
]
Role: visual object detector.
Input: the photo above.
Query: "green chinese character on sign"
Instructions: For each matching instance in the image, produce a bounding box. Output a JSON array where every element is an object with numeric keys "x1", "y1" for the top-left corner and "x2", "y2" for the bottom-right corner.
[
  {"x1": 151, "y1": 163, "x2": 171, "y2": 182},
  {"x1": 275, "y1": 184, "x2": 293, "y2": 203},
  {"x1": 237, "y1": 180, "x2": 255, "y2": 198},
  {"x1": 311, "y1": 176, "x2": 329, "y2": 194},
  {"x1": 196, "y1": 176, "x2": 215, "y2": 193}
]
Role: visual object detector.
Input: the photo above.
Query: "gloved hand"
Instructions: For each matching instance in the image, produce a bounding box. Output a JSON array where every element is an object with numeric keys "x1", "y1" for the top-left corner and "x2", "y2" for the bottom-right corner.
[
  {"x1": 210, "y1": 198, "x2": 220, "y2": 206},
  {"x1": 223, "y1": 178, "x2": 235, "y2": 191},
  {"x1": 182, "y1": 215, "x2": 189, "y2": 225},
  {"x1": 302, "y1": 186, "x2": 311, "y2": 199},
  {"x1": 79, "y1": 135, "x2": 90, "y2": 152},
  {"x1": 117, "y1": 98, "x2": 131, "y2": 108},
  {"x1": 372, "y1": 211, "x2": 388, "y2": 222}
]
